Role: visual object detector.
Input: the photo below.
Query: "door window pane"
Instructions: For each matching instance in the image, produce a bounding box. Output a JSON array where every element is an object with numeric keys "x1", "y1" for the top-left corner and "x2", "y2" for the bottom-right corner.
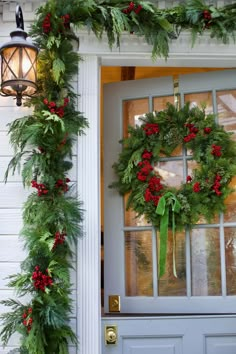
[
  {"x1": 124, "y1": 194, "x2": 151, "y2": 227},
  {"x1": 224, "y1": 179, "x2": 236, "y2": 222},
  {"x1": 125, "y1": 231, "x2": 153, "y2": 296},
  {"x1": 191, "y1": 228, "x2": 221, "y2": 296},
  {"x1": 158, "y1": 230, "x2": 186, "y2": 296},
  {"x1": 154, "y1": 160, "x2": 183, "y2": 188},
  {"x1": 153, "y1": 95, "x2": 174, "y2": 111},
  {"x1": 217, "y1": 89, "x2": 236, "y2": 139},
  {"x1": 225, "y1": 227, "x2": 236, "y2": 295},
  {"x1": 123, "y1": 98, "x2": 149, "y2": 136},
  {"x1": 184, "y1": 91, "x2": 213, "y2": 114}
]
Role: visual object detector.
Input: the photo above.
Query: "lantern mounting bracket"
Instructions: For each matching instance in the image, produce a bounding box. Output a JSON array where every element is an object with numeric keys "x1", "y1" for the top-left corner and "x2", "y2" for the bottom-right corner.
[{"x1": 16, "y1": 5, "x2": 24, "y2": 30}]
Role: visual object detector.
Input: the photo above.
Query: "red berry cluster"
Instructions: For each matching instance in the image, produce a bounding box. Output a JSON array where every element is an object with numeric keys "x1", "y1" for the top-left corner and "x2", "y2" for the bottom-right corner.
[
  {"x1": 143, "y1": 123, "x2": 159, "y2": 136},
  {"x1": 186, "y1": 175, "x2": 192, "y2": 182},
  {"x1": 43, "y1": 97, "x2": 69, "y2": 118},
  {"x1": 61, "y1": 14, "x2": 70, "y2": 29},
  {"x1": 193, "y1": 182, "x2": 201, "y2": 193},
  {"x1": 187, "y1": 176, "x2": 202, "y2": 194},
  {"x1": 42, "y1": 13, "x2": 52, "y2": 33},
  {"x1": 123, "y1": 2, "x2": 142, "y2": 14},
  {"x1": 203, "y1": 9, "x2": 212, "y2": 20},
  {"x1": 211, "y1": 144, "x2": 222, "y2": 157},
  {"x1": 202, "y1": 9, "x2": 212, "y2": 28},
  {"x1": 137, "y1": 160, "x2": 153, "y2": 181},
  {"x1": 137, "y1": 150, "x2": 164, "y2": 206},
  {"x1": 204, "y1": 127, "x2": 212, "y2": 134},
  {"x1": 22, "y1": 308, "x2": 33, "y2": 333},
  {"x1": 31, "y1": 180, "x2": 49, "y2": 196},
  {"x1": 53, "y1": 231, "x2": 66, "y2": 249},
  {"x1": 55, "y1": 178, "x2": 70, "y2": 193},
  {"x1": 212, "y1": 174, "x2": 222, "y2": 195},
  {"x1": 184, "y1": 123, "x2": 199, "y2": 142},
  {"x1": 144, "y1": 176, "x2": 163, "y2": 206},
  {"x1": 32, "y1": 266, "x2": 53, "y2": 292}
]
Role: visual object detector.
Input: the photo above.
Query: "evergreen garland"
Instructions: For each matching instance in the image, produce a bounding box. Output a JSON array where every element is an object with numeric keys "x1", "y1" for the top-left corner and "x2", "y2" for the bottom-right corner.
[{"x1": 1, "y1": 0, "x2": 236, "y2": 352}]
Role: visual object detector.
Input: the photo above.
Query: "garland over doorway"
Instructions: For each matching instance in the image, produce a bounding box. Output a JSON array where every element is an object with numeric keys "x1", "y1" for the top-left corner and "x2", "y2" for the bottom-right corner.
[{"x1": 1, "y1": 0, "x2": 236, "y2": 353}]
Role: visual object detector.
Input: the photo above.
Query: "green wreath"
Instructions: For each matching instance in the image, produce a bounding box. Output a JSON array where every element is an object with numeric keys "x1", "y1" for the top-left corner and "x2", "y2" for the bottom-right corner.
[{"x1": 112, "y1": 103, "x2": 236, "y2": 276}]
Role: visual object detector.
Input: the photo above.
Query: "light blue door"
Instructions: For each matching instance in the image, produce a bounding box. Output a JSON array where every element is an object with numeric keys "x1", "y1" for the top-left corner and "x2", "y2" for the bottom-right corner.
[{"x1": 102, "y1": 69, "x2": 236, "y2": 354}]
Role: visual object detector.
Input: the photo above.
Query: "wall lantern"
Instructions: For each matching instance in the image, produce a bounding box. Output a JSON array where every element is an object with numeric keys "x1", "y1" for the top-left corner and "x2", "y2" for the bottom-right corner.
[{"x1": 0, "y1": 5, "x2": 38, "y2": 106}]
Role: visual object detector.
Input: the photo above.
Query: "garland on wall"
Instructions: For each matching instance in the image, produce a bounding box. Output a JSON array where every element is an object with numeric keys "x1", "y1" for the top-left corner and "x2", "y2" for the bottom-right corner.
[
  {"x1": 111, "y1": 103, "x2": 236, "y2": 277},
  {"x1": 1, "y1": 0, "x2": 236, "y2": 353}
]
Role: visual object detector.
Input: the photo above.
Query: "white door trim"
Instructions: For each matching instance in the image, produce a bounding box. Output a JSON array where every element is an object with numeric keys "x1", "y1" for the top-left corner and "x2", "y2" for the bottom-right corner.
[
  {"x1": 77, "y1": 32, "x2": 236, "y2": 354},
  {"x1": 77, "y1": 55, "x2": 101, "y2": 354}
]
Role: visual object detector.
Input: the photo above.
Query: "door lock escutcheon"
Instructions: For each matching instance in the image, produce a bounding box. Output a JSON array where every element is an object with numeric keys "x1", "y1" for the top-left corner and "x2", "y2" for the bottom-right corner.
[
  {"x1": 109, "y1": 295, "x2": 120, "y2": 312},
  {"x1": 105, "y1": 325, "x2": 118, "y2": 345}
]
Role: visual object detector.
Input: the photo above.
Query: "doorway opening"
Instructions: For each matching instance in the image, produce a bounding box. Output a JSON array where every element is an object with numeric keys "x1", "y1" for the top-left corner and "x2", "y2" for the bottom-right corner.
[{"x1": 100, "y1": 66, "x2": 228, "y2": 314}]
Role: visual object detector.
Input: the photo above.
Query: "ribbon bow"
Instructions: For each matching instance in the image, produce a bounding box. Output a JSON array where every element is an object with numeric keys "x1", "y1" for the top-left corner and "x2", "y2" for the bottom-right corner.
[{"x1": 156, "y1": 192, "x2": 181, "y2": 278}]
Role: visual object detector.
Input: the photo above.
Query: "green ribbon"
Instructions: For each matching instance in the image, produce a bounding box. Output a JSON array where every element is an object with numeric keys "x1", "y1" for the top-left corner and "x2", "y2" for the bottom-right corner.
[{"x1": 156, "y1": 192, "x2": 181, "y2": 278}]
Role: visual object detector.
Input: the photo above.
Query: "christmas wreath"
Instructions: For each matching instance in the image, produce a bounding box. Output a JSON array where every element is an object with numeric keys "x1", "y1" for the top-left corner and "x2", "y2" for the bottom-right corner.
[{"x1": 112, "y1": 103, "x2": 236, "y2": 276}]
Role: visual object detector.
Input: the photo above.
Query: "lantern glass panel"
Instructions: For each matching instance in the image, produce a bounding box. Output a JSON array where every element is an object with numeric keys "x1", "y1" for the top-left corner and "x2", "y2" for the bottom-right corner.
[{"x1": 1, "y1": 46, "x2": 37, "y2": 96}]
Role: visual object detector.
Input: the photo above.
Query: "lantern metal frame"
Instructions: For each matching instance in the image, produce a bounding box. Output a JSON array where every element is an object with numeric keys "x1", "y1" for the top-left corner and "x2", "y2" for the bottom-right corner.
[{"x1": 0, "y1": 5, "x2": 38, "y2": 106}]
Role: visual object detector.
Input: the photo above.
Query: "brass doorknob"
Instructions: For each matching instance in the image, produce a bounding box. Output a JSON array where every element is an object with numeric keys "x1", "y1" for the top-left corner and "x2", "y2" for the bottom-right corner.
[{"x1": 105, "y1": 326, "x2": 118, "y2": 345}]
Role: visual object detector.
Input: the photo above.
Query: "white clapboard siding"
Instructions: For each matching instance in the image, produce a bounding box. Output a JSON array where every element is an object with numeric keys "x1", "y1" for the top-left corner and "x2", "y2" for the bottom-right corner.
[
  {"x1": 0, "y1": 263, "x2": 21, "y2": 290},
  {"x1": 0, "y1": 157, "x2": 22, "y2": 182},
  {"x1": 0, "y1": 184, "x2": 30, "y2": 208},
  {"x1": 0, "y1": 106, "x2": 32, "y2": 131},
  {"x1": 0, "y1": 133, "x2": 14, "y2": 156},
  {"x1": 0, "y1": 210, "x2": 22, "y2": 234},
  {"x1": 0, "y1": 236, "x2": 26, "y2": 261}
]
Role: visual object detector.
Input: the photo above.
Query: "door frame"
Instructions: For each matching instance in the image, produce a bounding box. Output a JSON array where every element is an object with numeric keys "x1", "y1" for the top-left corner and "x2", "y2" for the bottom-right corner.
[{"x1": 77, "y1": 31, "x2": 236, "y2": 354}]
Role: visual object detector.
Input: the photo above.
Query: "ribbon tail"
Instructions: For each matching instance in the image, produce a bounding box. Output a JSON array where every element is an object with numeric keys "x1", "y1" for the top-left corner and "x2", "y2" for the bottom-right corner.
[
  {"x1": 172, "y1": 210, "x2": 177, "y2": 278},
  {"x1": 158, "y1": 210, "x2": 169, "y2": 278}
]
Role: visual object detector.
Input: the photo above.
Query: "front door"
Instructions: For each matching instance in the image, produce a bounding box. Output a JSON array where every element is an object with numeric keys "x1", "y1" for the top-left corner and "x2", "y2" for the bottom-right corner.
[{"x1": 102, "y1": 69, "x2": 236, "y2": 354}]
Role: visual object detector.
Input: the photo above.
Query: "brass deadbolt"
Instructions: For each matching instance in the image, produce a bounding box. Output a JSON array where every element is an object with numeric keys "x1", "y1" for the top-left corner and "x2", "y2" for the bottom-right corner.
[
  {"x1": 105, "y1": 325, "x2": 118, "y2": 345},
  {"x1": 109, "y1": 295, "x2": 120, "y2": 312}
]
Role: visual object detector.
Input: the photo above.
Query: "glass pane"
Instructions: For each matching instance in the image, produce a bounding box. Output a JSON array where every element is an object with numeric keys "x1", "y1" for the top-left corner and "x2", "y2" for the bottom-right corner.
[
  {"x1": 225, "y1": 227, "x2": 236, "y2": 295},
  {"x1": 191, "y1": 228, "x2": 221, "y2": 296},
  {"x1": 184, "y1": 92, "x2": 213, "y2": 114},
  {"x1": 154, "y1": 160, "x2": 183, "y2": 188},
  {"x1": 123, "y1": 98, "x2": 149, "y2": 136},
  {"x1": 158, "y1": 230, "x2": 186, "y2": 296},
  {"x1": 124, "y1": 194, "x2": 151, "y2": 227},
  {"x1": 125, "y1": 231, "x2": 153, "y2": 296},
  {"x1": 217, "y1": 89, "x2": 236, "y2": 140},
  {"x1": 153, "y1": 95, "x2": 175, "y2": 111},
  {"x1": 224, "y1": 177, "x2": 236, "y2": 222}
]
